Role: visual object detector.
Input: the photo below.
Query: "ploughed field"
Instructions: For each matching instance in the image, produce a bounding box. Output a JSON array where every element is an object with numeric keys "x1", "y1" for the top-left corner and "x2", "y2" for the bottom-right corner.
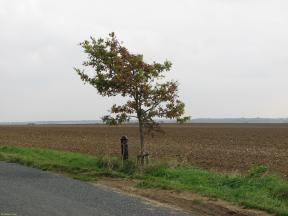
[{"x1": 0, "y1": 124, "x2": 287, "y2": 176}]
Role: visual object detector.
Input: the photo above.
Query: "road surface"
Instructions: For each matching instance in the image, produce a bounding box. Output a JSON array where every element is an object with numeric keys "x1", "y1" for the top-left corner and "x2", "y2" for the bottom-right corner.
[{"x1": 0, "y1": 162, "x2": 191, "y2": 216}]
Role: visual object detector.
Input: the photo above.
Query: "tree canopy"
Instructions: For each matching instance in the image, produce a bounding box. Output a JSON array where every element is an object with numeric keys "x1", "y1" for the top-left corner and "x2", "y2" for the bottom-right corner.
[{"x1": 75, "y1": 32, "x2": 187, "y2": 163}]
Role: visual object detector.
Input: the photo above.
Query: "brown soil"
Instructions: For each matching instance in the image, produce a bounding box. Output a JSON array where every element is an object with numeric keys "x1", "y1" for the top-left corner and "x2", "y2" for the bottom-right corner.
[
  {"x1": 95, "y1": 177, "x2": 270, "y2": 216},
  {"x1": 0, "y1": 124, "x2": 287, "y2": 176}
]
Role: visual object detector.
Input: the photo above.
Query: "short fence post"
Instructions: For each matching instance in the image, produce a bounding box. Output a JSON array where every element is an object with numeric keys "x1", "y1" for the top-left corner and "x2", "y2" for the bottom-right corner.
[{"x1": 120, "y1": 136, "x2": 129, "y2": 162}]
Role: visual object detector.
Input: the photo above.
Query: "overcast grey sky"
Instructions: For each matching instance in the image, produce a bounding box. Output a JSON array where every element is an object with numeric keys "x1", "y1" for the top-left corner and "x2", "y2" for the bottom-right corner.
[{"x1": 1, "y1": 0, "x2": 287, "y2": 122}]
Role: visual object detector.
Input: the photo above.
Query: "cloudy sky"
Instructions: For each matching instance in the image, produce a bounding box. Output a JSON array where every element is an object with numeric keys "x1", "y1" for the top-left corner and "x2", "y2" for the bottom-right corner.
[{"x1": 1, "y1": 0, "x2": 287, "y2": 122}]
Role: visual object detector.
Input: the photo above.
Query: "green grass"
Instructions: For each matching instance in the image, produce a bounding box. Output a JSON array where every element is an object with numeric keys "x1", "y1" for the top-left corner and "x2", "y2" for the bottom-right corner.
[
  {"x1": 0, "y1": 145, "x2": 287, "y2": 216},
  {"x1": 139, "y1": 164, "x2": 288, "y2": 215},
  {"x1": 0, "y1": 146, "x2": 133, "y2": 179}
]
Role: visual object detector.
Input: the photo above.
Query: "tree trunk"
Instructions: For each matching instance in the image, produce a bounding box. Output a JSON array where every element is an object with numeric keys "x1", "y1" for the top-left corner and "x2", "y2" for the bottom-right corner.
[{"x1": 138, "y1": 120, "x2": 145, "y2": 166}]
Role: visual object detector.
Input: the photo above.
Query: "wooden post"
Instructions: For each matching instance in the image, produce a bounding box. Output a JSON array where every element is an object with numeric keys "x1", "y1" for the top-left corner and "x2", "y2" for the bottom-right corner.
[{"x1": 120, "y1": 135, "x2": 129, "y2": 162}]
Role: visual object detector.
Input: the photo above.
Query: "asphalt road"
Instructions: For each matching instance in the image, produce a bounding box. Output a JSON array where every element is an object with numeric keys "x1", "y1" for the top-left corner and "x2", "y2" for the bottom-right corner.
[{"x1": 0, "y1": 162, "x2": 191, "y2": 216}]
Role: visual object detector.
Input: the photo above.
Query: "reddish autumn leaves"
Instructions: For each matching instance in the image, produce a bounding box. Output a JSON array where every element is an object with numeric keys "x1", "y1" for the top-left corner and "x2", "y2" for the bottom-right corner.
[{"x1": 74, "y1": 33, "x2": 186, "y2": 162}]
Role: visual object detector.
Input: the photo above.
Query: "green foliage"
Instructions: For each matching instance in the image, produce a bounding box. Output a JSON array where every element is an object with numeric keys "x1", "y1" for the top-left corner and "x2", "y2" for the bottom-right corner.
[
  {"x1": 74, "y1": 33, "x2": 186, "y2": 160},
  {"x1": 176, "y1": 116, "x2": 191, "y2": 124},
  {"x1": 102, "y1": 113, "x2": 129, "y2": 125},
  {"x1": 143, "y1": 163, "x2": 169, "y2": 177},
  {"x1": 120, "y1": 160, "x2": 137, "y2": 175},
  {"x1": 1, "y1": 146, "x2": 288, "y2": 215},
  {"x1": 272, "y1": 184, "x2": 288, "y2": 200},
  {"x1": 248, "y1": 165, "x2": 268, "y2": 178},
  {"x1": 138, "y1": 165, "x2": 288, "y2": 215},
  {"x1": 74, "y1": 33, "x2": 186, "y2": 127}
]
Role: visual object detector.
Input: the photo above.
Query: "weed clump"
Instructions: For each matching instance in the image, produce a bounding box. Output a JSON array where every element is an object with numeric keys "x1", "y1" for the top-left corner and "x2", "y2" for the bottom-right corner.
[{"x1": 248, "y1": 165, "x2": 268, "y2": 178}]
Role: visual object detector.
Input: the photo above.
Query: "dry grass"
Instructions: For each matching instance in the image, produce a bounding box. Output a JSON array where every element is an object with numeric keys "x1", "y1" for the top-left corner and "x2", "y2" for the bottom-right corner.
[{"x1": 0, "y1": 123, "x2": 287, "y2": 176}]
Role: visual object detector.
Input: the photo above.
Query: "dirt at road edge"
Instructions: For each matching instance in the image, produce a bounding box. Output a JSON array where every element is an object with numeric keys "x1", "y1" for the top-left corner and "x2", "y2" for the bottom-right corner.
[{"x1": 94, "y1": 178, "x2": 271, "y2": 216}]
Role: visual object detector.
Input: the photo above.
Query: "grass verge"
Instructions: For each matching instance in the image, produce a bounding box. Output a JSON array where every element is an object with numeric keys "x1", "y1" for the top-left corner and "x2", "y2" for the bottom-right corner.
[{"x1": 0, "y1": 145, "x2": 287, "y2": 216}]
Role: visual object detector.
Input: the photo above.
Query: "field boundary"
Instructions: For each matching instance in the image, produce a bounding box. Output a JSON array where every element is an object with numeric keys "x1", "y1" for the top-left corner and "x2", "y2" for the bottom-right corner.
[
  {"x1": 1, "y1": 124, "x2": 287, "y2": 176},
  {"x1": 0, "y1": 146, "x2": 287, "y2": 216}
]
